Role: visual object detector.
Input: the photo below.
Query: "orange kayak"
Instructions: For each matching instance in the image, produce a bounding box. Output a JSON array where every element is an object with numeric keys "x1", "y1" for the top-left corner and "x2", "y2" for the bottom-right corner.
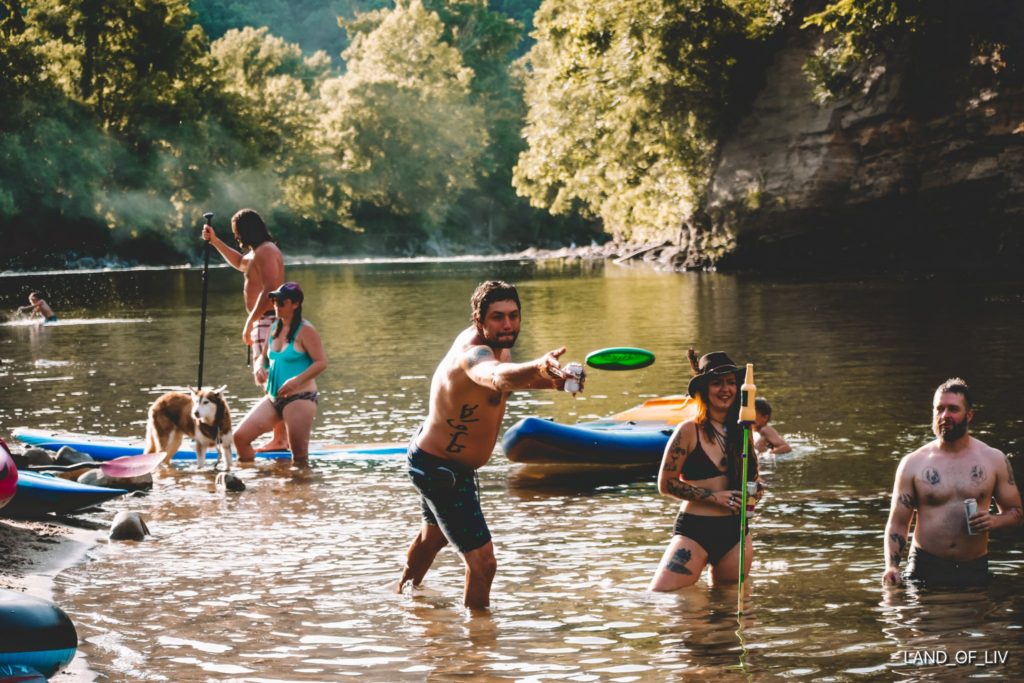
[{"x1": 607, "y1": 395, "x2": 698, "y2": 426}]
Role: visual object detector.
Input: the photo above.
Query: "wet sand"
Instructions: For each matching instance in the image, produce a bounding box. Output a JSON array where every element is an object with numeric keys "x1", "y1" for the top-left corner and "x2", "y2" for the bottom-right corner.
[{"x1": 0, "y1": 518, "x2": 99, "y2": 681}]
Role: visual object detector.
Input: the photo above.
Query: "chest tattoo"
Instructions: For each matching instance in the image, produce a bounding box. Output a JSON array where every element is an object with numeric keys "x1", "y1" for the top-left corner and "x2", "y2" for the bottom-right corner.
[
  {"x1": 971, "y1": 465, "x2": 985, "y2": 482},
  {"x1": 923, "y1": 468, "x2": 941, "y2": 486}
]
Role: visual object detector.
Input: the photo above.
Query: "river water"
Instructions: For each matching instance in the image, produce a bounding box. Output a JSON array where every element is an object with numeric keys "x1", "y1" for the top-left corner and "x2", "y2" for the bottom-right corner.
[{"x1": 1, "y1": 260, "x2": 1023, "y2": 681}]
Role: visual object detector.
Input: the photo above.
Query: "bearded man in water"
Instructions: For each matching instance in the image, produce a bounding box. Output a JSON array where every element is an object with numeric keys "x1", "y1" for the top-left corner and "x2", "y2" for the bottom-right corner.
[
  {"x1": 395, "y1": 280, "x2": 583, "y2": 609},
  {"x1": 883, "y1": 378, "x2": 1022, "y2": 587}
]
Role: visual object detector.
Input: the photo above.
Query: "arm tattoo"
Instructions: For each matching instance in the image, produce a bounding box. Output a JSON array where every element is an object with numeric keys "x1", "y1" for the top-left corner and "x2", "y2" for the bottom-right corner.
[
  {"x1": 971, "y1": 465, "x2": 985, "y2": 482},
  {"x1": 897, "y1": 492, "x2": 917, "y2": 510},
  {"x1": 666, "y1": 548, "x2": 693, "y2": 575},
  {"x1": 923, "y1": 468, "x2": 940, "y2": 485},
  {"x1": 466, "y1": 347, "x2": 492, "y2": 367},
  {"x1": 888, "y1": 532, "x2": 907, "y2": 567},
  {"x1": 1006, "y1": 455, "x2": 1017, "y2": 486},
  {"x1": 662, "y1": 444, "x2": 684, "y2": 472},
  {"x1": 665, "y1": 479, "x2": 713, "y2": 502}
]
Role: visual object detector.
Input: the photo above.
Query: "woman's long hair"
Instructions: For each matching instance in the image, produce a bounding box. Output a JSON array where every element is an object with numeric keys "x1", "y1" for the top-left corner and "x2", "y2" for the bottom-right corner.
[
  {"x1": 272, "y1": 305, "x2": 303, "y2": 344},
  {"x1": 693, "y1": 384, "x2": 758, "y2": 489}
]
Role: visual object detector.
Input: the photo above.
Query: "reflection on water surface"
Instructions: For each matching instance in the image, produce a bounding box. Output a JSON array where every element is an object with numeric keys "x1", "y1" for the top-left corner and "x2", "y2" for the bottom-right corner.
[{"x1": 1, "y1": 261, "x2": 1022, "y2": 680}]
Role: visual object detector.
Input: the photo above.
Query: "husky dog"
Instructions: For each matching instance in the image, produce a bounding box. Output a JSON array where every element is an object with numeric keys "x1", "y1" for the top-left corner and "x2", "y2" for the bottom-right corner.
[{"x1": 145, "y1": 386, "x2": 234, "y2": 470}]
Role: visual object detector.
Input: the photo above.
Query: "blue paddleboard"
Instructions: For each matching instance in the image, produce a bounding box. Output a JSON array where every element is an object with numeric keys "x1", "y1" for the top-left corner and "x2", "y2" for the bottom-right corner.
[{"x1": 12, "y1": 428, "x2": 406, "y2": 462}]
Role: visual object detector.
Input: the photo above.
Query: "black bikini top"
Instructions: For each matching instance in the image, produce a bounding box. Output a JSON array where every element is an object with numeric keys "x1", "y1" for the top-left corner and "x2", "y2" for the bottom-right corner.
[{"x1": 681, "y1": 433, "x2": 726, "y2": 481}]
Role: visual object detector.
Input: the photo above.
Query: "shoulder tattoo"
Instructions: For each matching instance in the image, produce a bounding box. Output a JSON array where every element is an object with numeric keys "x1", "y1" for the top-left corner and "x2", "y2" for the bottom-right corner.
[
  {"x1": 466, "y1": 346, "x2": 492, "y2": 367},
  {"x1": 1005, "y1": 455, "x2": 1017, "y2": 486}
]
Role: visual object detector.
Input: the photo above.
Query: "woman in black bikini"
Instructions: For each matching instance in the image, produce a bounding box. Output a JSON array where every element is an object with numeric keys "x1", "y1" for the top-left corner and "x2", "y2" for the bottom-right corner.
[{"x1": 649, "y1": 351, "x2": 762, "y2": 591}]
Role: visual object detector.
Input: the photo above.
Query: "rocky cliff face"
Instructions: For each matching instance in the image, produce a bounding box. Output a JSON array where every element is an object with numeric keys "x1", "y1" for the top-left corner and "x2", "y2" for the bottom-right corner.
[{"x1": 690, "y1": 32, "x2": 1024, "y2": 272}]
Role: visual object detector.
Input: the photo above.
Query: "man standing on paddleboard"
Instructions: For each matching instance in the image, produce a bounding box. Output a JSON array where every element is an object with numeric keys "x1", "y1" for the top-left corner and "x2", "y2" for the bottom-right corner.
[
  {"x1": 882, "y1": 378, "x2": 1022, "y2": 587},
  {"x1": 396, "y1": 280, "x2": 583, "y2": 609},
  {"x1": 201, "y1": 209, "x2": 289, "y2": 453}
]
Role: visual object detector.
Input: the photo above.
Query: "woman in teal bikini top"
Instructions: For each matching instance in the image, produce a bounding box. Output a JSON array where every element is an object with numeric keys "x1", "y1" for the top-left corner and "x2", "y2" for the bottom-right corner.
[
  {"x1": 233, "y1": 282, "x2": 327, "y2": 465},
  {"x1": 266, "y1": 322, "x2": 313, "y2": 400}
]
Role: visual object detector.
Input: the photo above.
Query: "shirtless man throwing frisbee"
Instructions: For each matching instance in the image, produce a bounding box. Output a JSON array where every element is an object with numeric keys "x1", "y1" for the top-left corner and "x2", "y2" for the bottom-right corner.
[
  {"x1": 883, "y1": 378, "x2": 1022, "y2": 587},
  {"x1": 396, "y1": 280, "x2": 583, "y2": 609}
]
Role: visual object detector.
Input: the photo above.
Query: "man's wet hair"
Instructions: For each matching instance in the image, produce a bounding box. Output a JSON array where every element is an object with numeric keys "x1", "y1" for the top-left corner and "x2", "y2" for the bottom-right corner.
[
  {"x1": 231, "y1": 209, "x2": 273, "y2": 249},
  {"x1": 471, "y1": 281, "x2": 521, "y2": 323},
  {"x1": 935, "y1": 377, "x2": 972, "y2": 409},
  {"x1": 755, "y1": 397, "x2": 771, "y2": 418}
]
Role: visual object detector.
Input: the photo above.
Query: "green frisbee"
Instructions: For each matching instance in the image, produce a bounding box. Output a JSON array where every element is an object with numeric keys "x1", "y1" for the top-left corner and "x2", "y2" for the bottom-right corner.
[{"x1": 584, "y1": 347, "x2": 656, "y2": 371}]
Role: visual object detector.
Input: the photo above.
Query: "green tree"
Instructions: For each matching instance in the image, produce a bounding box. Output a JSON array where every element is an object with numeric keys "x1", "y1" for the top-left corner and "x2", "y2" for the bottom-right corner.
[
  {"x1": 209, "y1": 27, "x2": 351, "y2": 229},
  {"x1": 325, "y1": 0, "x2": 487, "y2": 244},
  {"x1": 514, "y1": 0, "x2": 764, "y2": 242},
  {"x1": 804, "y1": 1, "x2": 1023, "y2": 107}
]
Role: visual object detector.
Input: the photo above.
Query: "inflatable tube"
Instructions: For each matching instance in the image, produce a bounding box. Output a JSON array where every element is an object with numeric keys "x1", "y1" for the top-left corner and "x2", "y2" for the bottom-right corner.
[
  {"x1": 0, "y1": 440, "x2": 17, "y2": 510},
  {"x1": 0, "y1": 590, "x2": 77, "y2": 678},
  {"x1": 2, "y1": 471, "x2": 127, "y2": 518},
  {"x1": 0, "y1": 664, "x2": 47, "y2": 682},
  {"x1": 11, "y1": 428, "x2": 405, "y2": 462},
  {"x1": 502, "y1": 395, "x2": 699, "y2": 465},
  {"x1": 502, "y1": 417, "x2": 673, "y2": 465}
]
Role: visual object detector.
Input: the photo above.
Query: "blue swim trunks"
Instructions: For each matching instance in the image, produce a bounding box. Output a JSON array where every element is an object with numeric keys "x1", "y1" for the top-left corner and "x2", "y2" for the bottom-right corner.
[{"x1": 407, "y1": 443, "x2": 491, "y2": 554}]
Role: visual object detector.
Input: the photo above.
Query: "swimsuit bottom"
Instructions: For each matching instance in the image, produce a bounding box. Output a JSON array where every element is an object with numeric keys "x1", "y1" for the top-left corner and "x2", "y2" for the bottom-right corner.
[
  {"x1": 407, "y1": 443, "x2": 490, "y2": 554},
  {"x1": 272, "y1": 391, "x2": 318, "y2": 417},
  {"x1": 905, "y1": 546, "x2": 991, "y2": 588},
  {"x1": 673, "y1": 511, "x2": 749, "y2": 566},
  {"x1": 44, "y1": 315, "x2": 58, "y2": 322}
]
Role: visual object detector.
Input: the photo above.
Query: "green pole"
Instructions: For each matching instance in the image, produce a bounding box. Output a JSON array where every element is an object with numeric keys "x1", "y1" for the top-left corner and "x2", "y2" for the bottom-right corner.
[{"x1": 738, "y1": 423, "x2": 751, "y2": 614}]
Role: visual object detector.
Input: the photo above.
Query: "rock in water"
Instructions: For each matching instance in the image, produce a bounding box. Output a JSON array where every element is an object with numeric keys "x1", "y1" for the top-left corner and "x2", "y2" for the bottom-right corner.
[
  {"x1": 20, "y1": 448, "x2": 54, "y2": 467},
  {"x1": 55, "y1": 446, "x2": 93, "y2": 466},
  {"x1": 217, "y1": 472, "x2": 246, "y2": 492},
  {"x1": 109, "y1": 511, "x2": 150, "y2": 541}
]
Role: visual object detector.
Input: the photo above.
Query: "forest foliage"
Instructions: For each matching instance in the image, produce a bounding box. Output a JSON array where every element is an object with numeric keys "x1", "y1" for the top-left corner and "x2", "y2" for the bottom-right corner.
[{"x1": 0, "y1": 0, "x2": 1018, "y2": 268}]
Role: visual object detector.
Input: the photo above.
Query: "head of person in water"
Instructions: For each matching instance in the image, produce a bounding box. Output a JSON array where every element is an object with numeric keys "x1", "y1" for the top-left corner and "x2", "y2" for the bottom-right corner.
[
  {"x1": 471, "y1": 280, "x2": 521, "y2": 350},
  {"x1": 933, "y1": 377, "x2": 973, "y2": 443}
]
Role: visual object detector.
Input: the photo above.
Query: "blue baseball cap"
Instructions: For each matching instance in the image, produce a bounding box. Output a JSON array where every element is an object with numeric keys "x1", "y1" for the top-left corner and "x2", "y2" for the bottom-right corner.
[{"x1": 268, "y1": 282, "x2": 303, "y2": 303}]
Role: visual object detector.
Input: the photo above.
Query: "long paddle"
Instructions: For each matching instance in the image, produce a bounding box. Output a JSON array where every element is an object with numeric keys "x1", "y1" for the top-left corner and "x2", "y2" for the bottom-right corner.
[
  {"x1": 197, "y1": 212, "x2": 214, "y2": 388},
  {"x1": 28, "y1": 451, "x2": 166, "y2": 479},
  {"x1": 737, "y1": 363, "x2": 756, "y2": 614},
  {"x1": 584, "y1": 347, "x2": 655, "y2": 371}
]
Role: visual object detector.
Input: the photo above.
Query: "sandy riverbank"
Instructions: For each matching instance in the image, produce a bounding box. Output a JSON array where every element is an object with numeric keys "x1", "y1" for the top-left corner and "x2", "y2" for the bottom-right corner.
[{"x1": 0, "y1": 517, "x2": 101, "y2": 681}]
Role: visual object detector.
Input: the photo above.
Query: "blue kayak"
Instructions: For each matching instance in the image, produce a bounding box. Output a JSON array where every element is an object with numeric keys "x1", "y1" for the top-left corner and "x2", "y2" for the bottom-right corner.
[
  {"x1": 501, "y1": 417, "x2": 673, "y2": 465},
  {"x1": 2, "y1": 470, "x2": 127, "y2": 518},
  {"x1": 11, "y1": 428, "x2": 406, "y2": 462}
]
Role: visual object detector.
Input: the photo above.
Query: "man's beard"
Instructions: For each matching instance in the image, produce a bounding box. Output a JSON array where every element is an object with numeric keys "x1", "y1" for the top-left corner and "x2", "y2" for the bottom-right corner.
[
  {"x1": 934, "y1": 416, "x2": 969, "y2": 442},
  {"x1": 488, "y1": 332, "x2": 518, "y2": 349}
]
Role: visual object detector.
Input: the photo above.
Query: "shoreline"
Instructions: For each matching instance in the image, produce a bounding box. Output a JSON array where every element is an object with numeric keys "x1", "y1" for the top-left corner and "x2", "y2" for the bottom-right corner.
[
  {"x1": 0, "y1": 518, "x2": 100, "y2": 681},
  {"x1": 1, "y1": 240, "x2": 687, "y2": 278}
]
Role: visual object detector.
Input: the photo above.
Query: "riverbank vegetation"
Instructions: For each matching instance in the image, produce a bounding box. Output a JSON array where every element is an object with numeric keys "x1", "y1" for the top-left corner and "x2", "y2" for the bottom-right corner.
[{"x1": 1, "y1": 1, "x2": 1019, "y2": 270}]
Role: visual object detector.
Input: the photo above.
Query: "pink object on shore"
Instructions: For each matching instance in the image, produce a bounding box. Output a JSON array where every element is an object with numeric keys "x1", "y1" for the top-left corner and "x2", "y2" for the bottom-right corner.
[{"x1": 0, "y1": 438, "x2": 18, "y2": 509}]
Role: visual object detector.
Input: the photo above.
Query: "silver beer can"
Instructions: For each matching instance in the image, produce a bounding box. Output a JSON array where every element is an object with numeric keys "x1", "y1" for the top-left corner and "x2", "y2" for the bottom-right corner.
[
  {"x1": 563, "y1": 362, "x2": 583, "y2": 394},
  {"x1": 964, "y1": 498, "x2": 978, "y2": 535}
]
